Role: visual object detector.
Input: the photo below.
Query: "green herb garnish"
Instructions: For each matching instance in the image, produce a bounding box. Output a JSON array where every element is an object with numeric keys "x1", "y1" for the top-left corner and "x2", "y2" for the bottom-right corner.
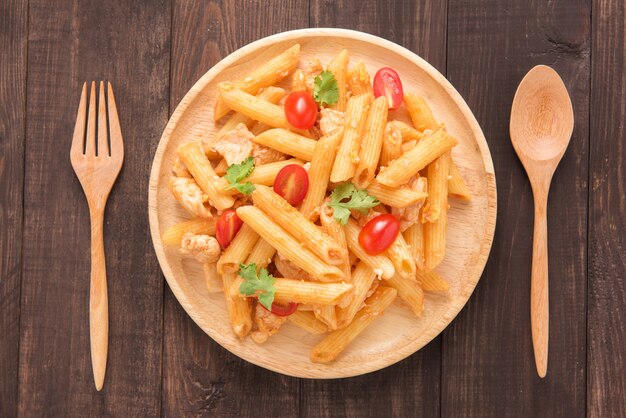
[
  {"x1": 238, "y1": 263, "x2": 276, "y2": 310},
  {"x1": 327, "y1": 182, "x2": 379, "y2": 225},
  {"x1": 224, "y1": 156, "x2": 255, "y2": 195},
  {"x1": 313, "y1": 70, "x2": 339, "y2": 106}
]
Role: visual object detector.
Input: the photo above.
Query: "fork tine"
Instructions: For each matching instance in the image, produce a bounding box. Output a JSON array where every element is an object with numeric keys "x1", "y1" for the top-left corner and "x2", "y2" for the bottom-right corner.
[
  {"x1": 70, "y1": 82, "x2": 87, "y2": 159},
  {"x1": 97, "y1": 81, "x2": 109, "y2": 156},
  {"x1": 107, "y1": 82, "x2": 124, "y2": 157},
  {"x1": 85, "y1": 81, "x2": 97, "y2": 156}
]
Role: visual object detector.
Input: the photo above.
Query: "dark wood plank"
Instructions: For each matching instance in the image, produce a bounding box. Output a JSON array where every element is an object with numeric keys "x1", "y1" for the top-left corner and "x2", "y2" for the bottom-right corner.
[
  {"x1": 161, "y1": 1, "x2": 306, "y2": 416},
  {"x1": 588, "y1": 0, "x2": 626, "y2": 416},
  {"x1": 0, "y1": 1, "x2": 27, "y2": 416},
  {"x1": 18, "y1": 1, "x2": 170, "y2": 415},
  {"x1": 301, "y1": 2, "x2": 447, "y2": 417},
  {"x1": 443, "y1": 1, "x2": 590, "y2": 416}
]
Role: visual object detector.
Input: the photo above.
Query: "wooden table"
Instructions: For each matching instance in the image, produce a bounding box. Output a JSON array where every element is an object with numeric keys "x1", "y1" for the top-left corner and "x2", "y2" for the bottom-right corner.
[{"x1": 1, "y1": 1, "x2": 624, "y2": 417}]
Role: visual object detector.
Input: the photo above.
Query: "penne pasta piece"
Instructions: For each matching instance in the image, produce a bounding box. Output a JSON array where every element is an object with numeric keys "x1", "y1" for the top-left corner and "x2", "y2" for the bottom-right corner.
[
  {"x1": 252, "y1": 185, "x2": 347, "y2": 265},
  {"x1": 380, "y1": 125, "x2": 403, "y2": 168},
  {"x1": 162, "y1": 218, "x2": 216, "y2": 247},
  {"x1": 344, "y1": 219, "x2": 395, "y2": 279},
  {"x1": 216, "y1": 224, "x2": 260, "y2": 274},
  {"x1": 347, "y1": 60, "x2": 373, "y2": 96},
  {"x1": 245, "y1": 238, "x2": 276, "y2": 269},
  {"x1": 327, "y1": 49, "x2": 349, "y2": 112},
  {"x1": 291, "y1": 69, "x2": 307, "y2": 92},
  {"x1": 300, "y1": 128, "x2": 344, "y2": 218},
  {"x1": 177, "y1": 141, "x2": 235, "y2": 210},
  {"x1": 232, "y1": 277, "x2": 351, "y2": 305},
  {"x1": 448, "y1": 159, "x2": 472, "y2": 201},
  {"x1": 403, "y1": 222, "x2": 426, "y2": 271},
  {"x1": 203, "y1": 263, "x2": 223, "y2": 293},
  {"x1": 222, "y1": 272, "x2": 253, "y2": 338},
  {"x1": 253, "y1": 129, "x2": 316, "y2": 161},
  {"x1": 330, "y1": 93, "x2": 373, "y2": 182},
  {"x1": 310, "y1": 286, "x2": 397, "y2": 363},
  {"x1": 315, "y1": 306, "x2": 338, "y2": 331},
  {"x1": 386, "y1": 232, "x2": 417, "y2": 279},
  {"x1": 250, "y1": 121, "x2": 271, "y2": 136},
  {"x1": 376, "y1": 129, "x2": 457, "y2": 187},
  {"x1": 288, "y1": 311, "x2": 328, "y2": 334},
  {"x1": 416, "y1": 270, "x2": 450, "y2": 292},
  {"x1": 246, "y1": 158, "x2": 305, "y2": 186},
  {"x1": 402, "y1": 139, "x2": 418, "y2": 153},
  {"x1": 354, "y1": 96, "x2": 389, "y2": 188},
  {"x1": 219, "y1": 83, "x2": 289, "y2": 129},
  {"x1": 404, "y1": 93, "x2": 439, "y2": 131},
  {"x1": 366, "y1": 179, "x2": 427, "y2": 208},
  {"x1": 423, "y1": 152, "x2": 451, "y2": 271},
  {"x1": 336, "y1": 261, "x2": 378, "y2": 327},
  {"x1": 214, "y1": 44, "x2": 300, "y2": 120},
  {"x1": 214, "y1": 158, "x2": 228, "y2": 176},
  {"x1": 387, "y1": 120, "x2": 425, "y2": 142},
  {"x1": 236, "y1": 206, "x2": 345, "y2": 282},
  {"x1": 319, "y1": 205, "x2": 351, "y2": 281},
  {"x1": 383, "y1": 274, "x2": 424, "y2": 316}
]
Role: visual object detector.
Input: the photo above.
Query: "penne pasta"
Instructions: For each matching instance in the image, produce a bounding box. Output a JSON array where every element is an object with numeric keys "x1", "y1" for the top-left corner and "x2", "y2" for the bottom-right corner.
[
  {"x1": 403, "y1": 222, "x2": 426, "y2": 271},
  {"x1": 387, "y1": 120, "x2": 424, "y2": 142},
  {"x1": 347, "y1": 60, "x2": 373, "y2": 96},
  {"x1": 319, "y1": 205, "x2": 351, "y2": 281},
  {"x1": 366, "y1": 179, "x2": 427, "y2": 208},
  {"x1": 423, "y1": 152, "x2": 451, "y2": 271},
  {"x1": 246, "y1": 158, "x2": 305, "y2": 186},
  {"x1": 386, "y1": 232, "x2": 417, "y2": 279},
  {"x1": 404, "y1": 93, "x2": 439, "y2": 131},
  {"x1": 448, "y1": 159, "x2": 472, "y2": 201},
  {"x1": 376, "y1": 129, "x2": 457, "y2": 187},
  {"x1": 203, "y1": 263, "x2": 223, "y2": 293},
  {"x1": 217, "y1": 224, "x2": 260, "y2": 274},
  {"x1": 416, "y1": 270, "x2": 450, "y2": 292},
  {"x1": 177, "y1": 141, "x2": 235, "y2": 210},
  {"x1": 252, "y1": 185, "x2": 347, "y2": 265},
  {"x1": 330, "y1": 93, "x2": 373, "y2": 182},
  {"x1": 291, "y1": 69, "x2": 307, "y2": 92},
  {"x1": 354, "y1": 96, "x2": 389, "y2": 188},
  {"x1": 214, "y1": 44, "x2": 300, "y2": 120},
  {"x1": 380, "y1": 125, "x2": 403, "y2": 168},
  {"x1": 310, "y1": 286, "x2": 397, "y2": 363},
  {"x1": 232, "y1": 276, "x2": 352, "y2": 305},
  {"x1": 222, "y1": 272, "x2": 253, "y2": 339},
  {"x1": 214, "y1": 158, "x2": 228, "y2": 176},
  {"x1": 245, "y1": 238, "x2": 276, "y2": 269},
  {"x1": 300, "y1": 128, "x2": 344, "y2": 218},
  {"x1": 327, "y1": 49, "x2": 349, "y2": 112},
  {"x1": 253, "y1": 129, "x2": 316, "y2": 161},
  {"x1": 288, "y1": 311, "x2": 328, "y2": 334},
  {"x1": 219, "y1": 83, "x2": 289, "y2": 129},
  {"x1": 383, "y1": 274, "x2": 424, "y2": 316},
  {"x1": 336, "y1": 261, "x2": 378, "y2": 327},
  {"x1": 236, "y1": 206, "x2": 345, "y2": 282},
  {"x1": 344, "y1": 219, "x2": 395, "y2": 279},
  {"x1": 315, "y1": 306, "x2": 338, "y2": 331},
  {"x1": 162, "y1": 218, "x2": 216, "y2": 247}
]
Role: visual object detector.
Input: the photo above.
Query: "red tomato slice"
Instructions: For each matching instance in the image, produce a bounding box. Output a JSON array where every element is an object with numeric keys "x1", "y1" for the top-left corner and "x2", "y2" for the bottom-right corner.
[
  {"x1": 263, "y1": 301, "x2": 298, "y2": 317},
  {"x1": 373, "y1": 67, "x2": 404, "y2": 110},
  {"x1": 284, "y1": 91, "x2": 317, "y2": 129},
  {"x1": 358, "y1": 214, "x2": 400, "y2": 255},
  {"x1": 273, "y1": 164, "x2": 309, "y2": 206},
  {"x1": 215, "y1": 209, "x2": 243, "y2": 249}
]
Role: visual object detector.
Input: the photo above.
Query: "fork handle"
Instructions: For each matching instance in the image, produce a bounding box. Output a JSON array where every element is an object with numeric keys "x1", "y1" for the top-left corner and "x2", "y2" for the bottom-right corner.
[
  {"x1": 89, "y1": 208, "x2": 108, "y2": 391},
  {"x1": 531, "y1": 187, "x2": 549, "y2": 378}
]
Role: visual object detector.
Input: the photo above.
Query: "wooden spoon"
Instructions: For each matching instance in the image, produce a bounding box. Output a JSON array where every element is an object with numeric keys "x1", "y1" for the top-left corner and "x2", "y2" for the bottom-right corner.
[{"x1": 510, "y1": 65, "x2": 574, "y2": 378}]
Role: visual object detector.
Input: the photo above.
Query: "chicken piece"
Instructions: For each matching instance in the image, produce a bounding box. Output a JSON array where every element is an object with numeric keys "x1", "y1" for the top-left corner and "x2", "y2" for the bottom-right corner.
[
  {"x1": 232, "y1": 194, "x2": 252, "y2": 209},
  {"x1": 168, "y1": 176, "x2": 213, "y2": 218},
  {"x1": 179, "y1": 232, "x2": 221, "y2": 263},
  {"x1": 172, "y1": 157, "x2": 191, "y2": 178},
  {"x1": 392, "y1": 176, "x2": 428, "y2": 231},
  {"x1": 250, "y1": 303, "x2": 288, "y2": 344},
  {"x1": 303, "y1": 57, "x2": 323, "y2": 93},
  {"x1": 274, "y1": 253, "x2": 312, "y2": 280},
  {"x1": 210, "y1": 123, "x2": 254, "y2": 165},
  {"x1": 252, "y1": 142, "x2": 285, "y2": 166},
  {"x1": 291, "y1": 69, "x2": 307, "y2": 92},
  {"x1": 319, "y1": 108, "x2": 345, "y2": 136}
]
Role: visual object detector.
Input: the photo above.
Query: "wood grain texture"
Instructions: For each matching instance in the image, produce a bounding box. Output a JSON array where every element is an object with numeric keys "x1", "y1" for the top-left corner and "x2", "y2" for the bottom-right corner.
[
  {"x1": 161, "y1": 1, "x2": 306, "y2": 416},
  {"x1": 18, "y1": 0, "x2": 170, "y2": 415},
  {"x1": 444, "y1": 0, "x2": 590, "y2": 415},
  {"x1": 0, "y1": 0, "x2": 27, "y2": 416},
  {"x1": 304, "y1": 1, "x2": 447, "y2": 415},
  {"x1": 588, "y1": 0, "x2": 626, "y2": 416}
]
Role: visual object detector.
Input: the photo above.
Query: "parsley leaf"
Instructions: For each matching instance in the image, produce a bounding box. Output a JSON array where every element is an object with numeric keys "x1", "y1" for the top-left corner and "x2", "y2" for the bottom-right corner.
[
  {"x1": 224, "y1": 156, "x2": 256, "y2": 195},
  {"x1": 327, "y1": 182, "x2": 379, "y2": 225},
  {"x1": 238, "y1": 263, "x2": 276, "y2": 310},
  {"x1": 313, "y1": 70, "x2": 339, "y2": 106}
]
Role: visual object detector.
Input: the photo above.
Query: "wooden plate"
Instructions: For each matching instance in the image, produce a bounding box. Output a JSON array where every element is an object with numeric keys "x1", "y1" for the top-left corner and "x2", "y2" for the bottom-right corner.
[{"x1": 148, "y1": 28, "x2": 496, "y2": 378}]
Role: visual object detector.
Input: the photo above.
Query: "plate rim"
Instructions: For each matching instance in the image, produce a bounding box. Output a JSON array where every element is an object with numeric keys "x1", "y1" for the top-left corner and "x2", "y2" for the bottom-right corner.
[{"x1": 148, "y1": 27, "x2": 497, "y2": 378}]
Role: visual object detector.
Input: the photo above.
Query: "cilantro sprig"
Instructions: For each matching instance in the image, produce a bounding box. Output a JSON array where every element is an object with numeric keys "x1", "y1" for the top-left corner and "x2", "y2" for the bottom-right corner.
[
  {"x1": 224, "y1": 156, "x2": 255, "y2": 195},
  {"x1": 313, "y1": 70, "x2": 339, "y2": 106},
  {"x1": 238, "y1": 263, "x2": 276, "y2": 310},
  {"x1": 327, "y1": 182, "x2": 379, "y2": 225}
]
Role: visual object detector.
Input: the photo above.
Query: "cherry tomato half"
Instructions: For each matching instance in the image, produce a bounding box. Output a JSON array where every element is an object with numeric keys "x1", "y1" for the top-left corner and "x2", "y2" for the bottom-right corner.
[
  {"x1": 284, "y1": 91, "x2": 317, "y2": 129},
  {"x1": 273, "y1": 164, "x2": 309, "y2": 206},
  {"x1": 358, "y1": 214, "x2": 400, "y2": 255},
  {"x1": 215, "y1": 209, "x2": 243, "y2": 249},
  {"x1": 263, "y1": 301, "x2": 298, "y2": 317},
  {"x1": 373, "y1": 67, "x2": 404, "y2": 110}
]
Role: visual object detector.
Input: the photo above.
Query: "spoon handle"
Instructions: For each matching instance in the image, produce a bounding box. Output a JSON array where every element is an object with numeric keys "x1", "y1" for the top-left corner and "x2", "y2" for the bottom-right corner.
[{"x1": 531, "y1": 189, "x2": 549, "y2": 378}]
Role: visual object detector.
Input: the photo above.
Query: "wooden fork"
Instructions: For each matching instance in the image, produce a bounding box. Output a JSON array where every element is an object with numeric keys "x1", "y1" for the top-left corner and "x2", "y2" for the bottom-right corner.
[{"x1": 70, "y1": 81, "x2": 124, "y2": 391}]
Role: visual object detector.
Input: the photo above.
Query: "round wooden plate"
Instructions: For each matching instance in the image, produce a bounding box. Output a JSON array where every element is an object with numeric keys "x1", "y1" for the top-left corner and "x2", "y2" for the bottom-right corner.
[{"x1": 149, "y1": 28, "x2": 497, "y2": 378}]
